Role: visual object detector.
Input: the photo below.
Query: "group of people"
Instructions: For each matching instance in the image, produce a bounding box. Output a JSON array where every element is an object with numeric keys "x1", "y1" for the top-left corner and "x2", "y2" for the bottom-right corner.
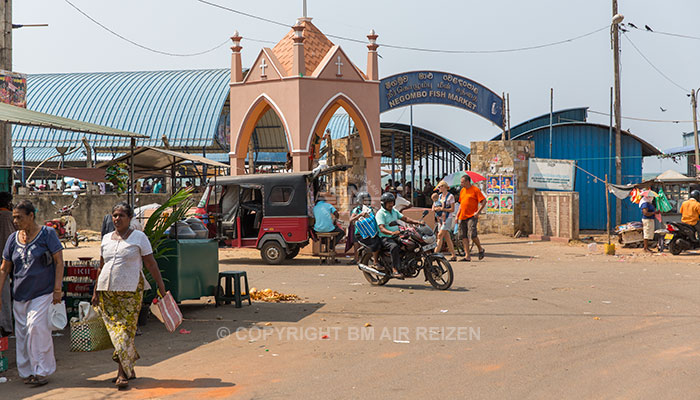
[
  {"x1": 0, "y1": 194, "x2": 166, "y2": 390},
  {"x1": 640, "y1": 189, "x2": 700, "y2": 252},
  {"x1": 312, "y1": 174, "x2": 488, "y2": 275}
]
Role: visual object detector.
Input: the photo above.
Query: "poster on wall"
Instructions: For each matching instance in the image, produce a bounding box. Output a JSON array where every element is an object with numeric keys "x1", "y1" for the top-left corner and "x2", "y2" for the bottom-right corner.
[
  {"x1": 500, "y1": 194, "x2": 514, "y2": 214},
  {"x1": 486, "y1": 175, "x2": 501, "y2": 195},
  {"x1": 0, "y1": 70, "x2": 27, "y2": 108},
  {"x1": 500, "y1": 175, "x2": 515, "y2": 195},
  {"x1": 487, "y1": 194, "x2": 500, "y2": 214},
  {"x1": 527, "y1": 158, "x2": 575, "y2": 191}
]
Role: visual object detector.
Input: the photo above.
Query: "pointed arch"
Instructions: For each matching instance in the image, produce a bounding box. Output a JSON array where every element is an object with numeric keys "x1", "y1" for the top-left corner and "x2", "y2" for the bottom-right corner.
[
  {"x1": 233, "y1": 93, "x2": 292, "y2": 158},
  {"x1": 307, "y1": 93, "x2": 377, "y2": 158}
]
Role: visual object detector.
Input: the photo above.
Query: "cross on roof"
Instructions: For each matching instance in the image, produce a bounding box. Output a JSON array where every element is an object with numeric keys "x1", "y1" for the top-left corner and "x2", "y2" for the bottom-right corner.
[
  {"x1": 335, "y1": 55, "x2": 343, "y2": 77},
  {"x1": 260, "y1": 58, "x2": 268, "y2": 77}
]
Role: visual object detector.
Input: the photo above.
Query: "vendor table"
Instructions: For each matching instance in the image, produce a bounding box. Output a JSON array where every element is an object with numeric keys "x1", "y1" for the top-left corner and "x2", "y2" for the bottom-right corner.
[{"x1": 157, "y1": 239, "x2": 219, "y2": 303}]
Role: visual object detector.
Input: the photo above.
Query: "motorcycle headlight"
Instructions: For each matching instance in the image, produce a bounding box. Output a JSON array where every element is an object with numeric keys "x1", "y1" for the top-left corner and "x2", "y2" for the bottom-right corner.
[{"x1": 422, "y1": 235, "x2": 436, "y2": 244}]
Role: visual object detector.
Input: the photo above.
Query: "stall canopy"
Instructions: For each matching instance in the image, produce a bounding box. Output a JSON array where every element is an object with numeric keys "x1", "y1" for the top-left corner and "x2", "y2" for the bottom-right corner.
[
  {"x1": 98, "y1": 146, "x2": 230, "y2": 172},
  {"x1": 49, "y1": 168, "x2": 154, "y2": 183},
  {"x1": 0, "y1": 102, "x2": 147, "y2": 139}
]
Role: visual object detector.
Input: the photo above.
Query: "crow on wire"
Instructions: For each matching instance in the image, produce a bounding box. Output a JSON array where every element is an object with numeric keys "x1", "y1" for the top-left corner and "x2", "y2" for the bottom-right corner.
[
  {"x1": 645, "y1": 24, "x2": 653, "y2": 32},
  {"x1": 628, "y1": 22, "x2": 638, "y2": 29}
]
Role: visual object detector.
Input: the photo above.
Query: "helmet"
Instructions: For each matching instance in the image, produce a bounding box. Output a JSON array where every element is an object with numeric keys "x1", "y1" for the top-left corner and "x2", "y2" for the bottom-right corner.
[
  {"x1": 691, "y1": 190, "x2": 700, "y2": 201},
  {"x1": 380, "y1": 192, "x2": 395, "y2": 207},
  {"x1": 356, "y1": 191, "x2": 371, "y2": 205}
]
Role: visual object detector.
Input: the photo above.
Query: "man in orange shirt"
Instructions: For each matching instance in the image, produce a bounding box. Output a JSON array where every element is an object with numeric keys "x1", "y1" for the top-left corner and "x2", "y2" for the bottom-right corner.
[
  {"x1": 456, "y1": 175, "x2": 487, "y2": 261},
  {"x1": 680, "y1": 190, "x2": 700, "y2": 238}
]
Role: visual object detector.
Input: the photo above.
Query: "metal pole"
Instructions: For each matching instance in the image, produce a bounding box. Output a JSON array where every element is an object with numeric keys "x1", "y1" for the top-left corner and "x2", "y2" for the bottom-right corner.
[
  {"x1": 549, "y1": 88, "x2": 553, "y2": 158},
  {"x1": 612, "y1": 0, "x2": 623, "y2": 225},
  {"x1": 609, "y1": 87, "x2": 613, "y2": 181},
  {"x1": 0, "y1": 0, "x2": 11, "y2": 192},
  {"x1": 21, "y1": 146, "x2": 25, "y2": 186},
  {"x1": 506, "y1": 93, "x2": 511, "y2": 140},
  {"x1": 409, "y1": 105, "x2": 414, "y2": 203},
  {"x1": 692, "y1": 89, "x2": 699, "y2": 177},
  {"x1": 605, "y1": 174, "x2": 611, "y2": 245},
  {"x1": 501, "y1": 92, "x2": 506, "y2": 141},
  {"x1": 391, "y1": 132, "x2": 395, "y2": 185},
  {"x1": 129, "y1": 138, "x2": 135, "y2": 208}
]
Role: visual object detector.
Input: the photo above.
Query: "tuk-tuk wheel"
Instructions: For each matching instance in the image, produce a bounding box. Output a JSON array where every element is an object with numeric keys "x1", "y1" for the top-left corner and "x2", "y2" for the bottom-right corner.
[
  {"x1": 285, "y1": 246, "x2": 300, "y2": 260},
  {"x1": 261, "y1": 241, "x2": 285, "y2": 265}
]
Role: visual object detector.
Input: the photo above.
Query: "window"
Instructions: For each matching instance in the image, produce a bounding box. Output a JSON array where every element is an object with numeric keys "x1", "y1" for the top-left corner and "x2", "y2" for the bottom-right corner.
[{"x1": 269, "y1": 186, "x2": 294, "y2": 204}]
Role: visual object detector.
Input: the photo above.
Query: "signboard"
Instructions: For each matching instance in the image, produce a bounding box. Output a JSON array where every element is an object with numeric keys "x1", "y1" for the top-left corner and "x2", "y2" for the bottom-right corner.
[
  {"x1": 380, "y1": 71, "x2": 504, "y2": 127},
  {"x1": 485, "y1": 174, "x2": 516, "y2": 215},
  {"x1": 0, "y1": 70, "x2": 26, "y2": 107},
  {"x1": 527, "y1": 158, "x2": 576, "y2": 191}
]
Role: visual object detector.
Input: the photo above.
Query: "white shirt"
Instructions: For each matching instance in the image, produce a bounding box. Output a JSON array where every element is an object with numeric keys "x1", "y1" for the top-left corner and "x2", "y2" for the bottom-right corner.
[{"x1": 96, "y1": 229, "x2": 153, "y2": 292}]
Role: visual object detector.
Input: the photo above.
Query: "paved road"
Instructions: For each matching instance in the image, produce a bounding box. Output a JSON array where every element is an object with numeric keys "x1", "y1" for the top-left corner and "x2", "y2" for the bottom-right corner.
[{"x1": 3, "y1": 235, "x2": 700, "y2": 399}]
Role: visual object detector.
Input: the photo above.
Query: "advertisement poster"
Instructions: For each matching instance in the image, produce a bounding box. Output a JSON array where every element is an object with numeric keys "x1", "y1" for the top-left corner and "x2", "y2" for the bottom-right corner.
[
  {"x1": 486, "y1": 175, "x2": 501, "y2": 195},
  {"x1": 500, "y1": 194, "x2": 514, "y2": 214},
  {"x1": 487, "y1": 195, "x2": 500, "y2": 214},
  {"x1": 0, "y1": 70, "x2": 27, "y2": 107},
  {"x1": 500, "y1": 175, "x2": 515, "y2": 194}
]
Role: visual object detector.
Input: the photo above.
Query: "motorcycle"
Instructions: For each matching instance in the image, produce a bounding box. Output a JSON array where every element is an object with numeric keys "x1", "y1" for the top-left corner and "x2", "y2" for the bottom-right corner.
[
  {"x1": 662, "y1": 221, "x2": 700, "y2": 255},
  {"x1": 45, "y1": 195, "x2": 79, "y2": 247},
  {"x1": 357, "y1": 210, "x2": 454, "y2": 290}
]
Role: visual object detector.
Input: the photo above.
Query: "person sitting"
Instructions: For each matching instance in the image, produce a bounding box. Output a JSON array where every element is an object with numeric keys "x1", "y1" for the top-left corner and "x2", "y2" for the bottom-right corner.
[
  {"x1": 312, "y1": 194, "x2": 345, "y2": 247},
  {"x1": 680, "y1": 190, "x2": 700, "y2": 239},
  {"x1": 349, "y1": 192, "x2": 381, "y2": 266},
  {"x1": 375, "y1": 192, "x2": 422, "y2": 279}
]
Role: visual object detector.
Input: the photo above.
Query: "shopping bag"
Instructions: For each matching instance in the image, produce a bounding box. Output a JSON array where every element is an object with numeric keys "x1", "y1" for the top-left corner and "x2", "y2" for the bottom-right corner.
[
  {"x1": 50, "y1": 301, "x2": 67, "y2": 331},
  {"x1": 150, "y1": 291, "x2": 182, "y2": 333},
  {"x1": 69, "y1": 317, "x2": 113, "y2": 352}
]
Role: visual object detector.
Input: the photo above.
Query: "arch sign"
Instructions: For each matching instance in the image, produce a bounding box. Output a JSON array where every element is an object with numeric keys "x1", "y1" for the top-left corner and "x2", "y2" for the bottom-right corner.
[{"x1": 379, "y1": 71, "x2": 504, "y2": 128}]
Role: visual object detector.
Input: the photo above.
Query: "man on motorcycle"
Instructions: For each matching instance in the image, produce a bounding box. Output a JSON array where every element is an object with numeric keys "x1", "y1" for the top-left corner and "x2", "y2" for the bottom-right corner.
[
  {"x1": 375, "y1": 192, "x2": 422, "y2": 279},
  {"x1": 680, "y1": 190, "x2": 700, "y2": 239},
  {"x1": 349, "y1": 192, "x2": 381, "y2": 266}
]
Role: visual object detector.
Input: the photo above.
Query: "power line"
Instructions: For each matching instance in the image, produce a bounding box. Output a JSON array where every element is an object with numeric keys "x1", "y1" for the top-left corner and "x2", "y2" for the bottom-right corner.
[
  {"x1": 622, "y1": 32, "x2": 688, "y2": 93},
  {"x1": 589, "y1": 110, "x2": 693, "y2": 123},
  {"x1": 63, "y1": 0, "x2": 273, "y2": 57},
  {"x1": 624, "y1": 23, "x2": 700, "y2": 41},
  {"x1": 196, "y1": 1, "x2": 608, "y2": 54}
]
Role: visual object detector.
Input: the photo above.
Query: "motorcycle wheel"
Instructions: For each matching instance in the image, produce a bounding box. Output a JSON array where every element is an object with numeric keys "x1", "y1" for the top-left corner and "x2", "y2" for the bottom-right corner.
[
  {"x1": 72, "y1": 234, "x2": 79, "y2": 247},
  {"x1": 425, "y1": 257, "x2": 454, "y2": 290},
  {"x1": 359, "y1": 252, "x2": 390, "y2": 286},
  {"x1": 668, "y1": 240, "x2": 682, "y2": 256}
]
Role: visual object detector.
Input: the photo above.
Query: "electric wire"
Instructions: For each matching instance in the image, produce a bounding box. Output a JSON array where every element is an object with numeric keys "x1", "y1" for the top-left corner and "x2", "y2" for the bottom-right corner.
[
  {"x1": 63, "y1": 0, "x2": 273, "y2": 57},
  {"x1": 588, "y1": 110, "x2": 693, "y2": 124},
  {"x1": 622, "y1": 32, "x2": 688, "y2": 93},
  {"x1": 196, "y1": 1, "x2": 608, "y2": 54}
]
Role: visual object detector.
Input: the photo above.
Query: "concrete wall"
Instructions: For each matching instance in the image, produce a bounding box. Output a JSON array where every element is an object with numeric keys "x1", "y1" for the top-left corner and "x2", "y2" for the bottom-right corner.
[
  {"x1": 15, "y1": 193, "x2": 171, "y2": 231},
  {"x1": 469, "y1": 140, "x2": 535, "y2": 236}
]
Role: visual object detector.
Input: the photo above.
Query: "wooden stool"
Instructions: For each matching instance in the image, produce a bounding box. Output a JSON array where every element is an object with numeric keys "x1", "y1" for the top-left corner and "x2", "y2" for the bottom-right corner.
[
  {"x1": 316, "y1": 232, "x2": 339, "y2": 265},
  {"x1": 215, "y1": 271, "x2": 251, "y2": 308}
]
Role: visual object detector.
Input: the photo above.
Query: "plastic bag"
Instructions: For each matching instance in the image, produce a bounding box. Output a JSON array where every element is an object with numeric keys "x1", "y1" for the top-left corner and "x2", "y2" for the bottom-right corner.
[
  {"x1": 50, "y1": 301, "x2": 67, "y2": 331},
  {"x1": 655, "y1": 188, "x2": 673, "y2": 213},
  {"x1": 78, "y1": 301, "x2": 98, "y2": 322}
]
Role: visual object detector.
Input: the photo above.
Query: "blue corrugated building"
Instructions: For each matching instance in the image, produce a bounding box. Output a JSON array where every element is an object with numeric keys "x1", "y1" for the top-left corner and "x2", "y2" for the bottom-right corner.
[{"x1": 492, "y1": 107, "x2": 662, "y2": 230}]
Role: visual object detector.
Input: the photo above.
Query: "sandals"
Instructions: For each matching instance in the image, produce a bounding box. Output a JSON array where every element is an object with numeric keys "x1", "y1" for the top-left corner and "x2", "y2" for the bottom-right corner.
[
  {"x1": 459, "y1": 257, "x2": 471, "y2": 262},
  {"x1": 115, "y1": 376, "x2": 129, "y2": 389},
  {"x1": 28, "y1": 375, "x2": 48, "y2": 386},
  {"x1": 391, "y1": 272, "x2": 405, "y2": 279},
  {"x1": 112, "y1": 374, "x2": 136, "y2": 383},
  {"x1": 23, "y1": 375, "x2": 35, "y2": 384},
  {"x1": 448, "y1": 256, "x2": 457, "y2": 262},
  {"x1": 478, "y1": 249, "x2": 485, "y2": 260}
]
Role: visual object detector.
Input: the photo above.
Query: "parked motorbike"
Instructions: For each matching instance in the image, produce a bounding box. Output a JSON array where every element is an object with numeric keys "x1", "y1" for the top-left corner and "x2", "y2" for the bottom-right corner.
[
  {"x1": 357, "y1": 210, "x2": 454, "y2": 290},
  {"x1": 45, "y1": 196, "x2": 79, "y2": 247},
  {"x1": 662, "y1": 221, "x2": 700, "y2": 255}
]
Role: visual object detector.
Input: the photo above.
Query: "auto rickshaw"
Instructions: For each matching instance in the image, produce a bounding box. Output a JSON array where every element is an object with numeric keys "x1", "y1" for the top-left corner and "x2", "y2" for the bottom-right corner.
[{"x1": 197, "y1": 165, "x2": 349, "y2": 264}]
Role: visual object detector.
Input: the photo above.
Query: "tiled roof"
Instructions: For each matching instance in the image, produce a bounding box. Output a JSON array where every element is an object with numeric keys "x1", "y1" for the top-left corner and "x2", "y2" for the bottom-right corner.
[{"x1": 271, "y1": 20, "x2": 334, "y2": 77}]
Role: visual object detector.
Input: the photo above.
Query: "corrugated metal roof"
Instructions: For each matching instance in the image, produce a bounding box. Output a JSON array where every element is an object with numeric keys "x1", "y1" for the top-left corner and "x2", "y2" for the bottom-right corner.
[
  {"x1": 14, "y1": 147, "x2": 124, "y2": 163},
  {"x1": 492, "y1": 107, "x2": 588, "y2": 141},
  {"x1": 13, "y1": 68, "x2": 230, "y2": 149}
]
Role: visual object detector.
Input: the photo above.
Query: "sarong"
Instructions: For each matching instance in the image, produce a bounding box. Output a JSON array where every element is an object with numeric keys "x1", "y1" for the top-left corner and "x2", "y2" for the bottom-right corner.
[{"x1": 98, "y1": 277, "x2": 143, "y2": 378}]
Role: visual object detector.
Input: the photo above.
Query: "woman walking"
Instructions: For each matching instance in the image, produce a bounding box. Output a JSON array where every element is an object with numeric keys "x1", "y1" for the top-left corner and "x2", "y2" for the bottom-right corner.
[
  {"x1": 433, "y1": 181, "x2": 458, "y2": 261},
  {"x1": 0, "y1": 200, "x2": 64, "y2": 386},
  {"x1": 92, "y1": 202, "x2": 166, "y2": 390}
]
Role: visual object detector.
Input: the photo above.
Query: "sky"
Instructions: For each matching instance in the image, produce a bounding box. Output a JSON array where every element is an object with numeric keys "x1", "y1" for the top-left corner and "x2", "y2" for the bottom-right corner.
[{"x1": 13, "y1": 0, "x2": 700, "y2": 174}]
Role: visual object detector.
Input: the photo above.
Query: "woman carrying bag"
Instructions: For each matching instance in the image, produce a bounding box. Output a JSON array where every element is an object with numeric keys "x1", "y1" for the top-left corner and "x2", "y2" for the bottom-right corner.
[
  {"x1": 0, "y1": 200, "x2": 65, "y2": 386},
  {"x1": 92, "y1": 202, "x2": 166, "y2": 390}
]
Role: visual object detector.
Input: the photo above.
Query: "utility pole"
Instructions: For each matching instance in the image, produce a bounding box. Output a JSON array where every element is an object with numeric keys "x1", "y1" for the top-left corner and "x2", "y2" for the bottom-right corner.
[
  {"x1": 0, "y1": 0, "x2": 11, "y2": 191},
  {"x1": 612, "y1": 0, "x2": 623, "y2": 225},
  {"x1": 691, "y1": 89, "x2": 699, "y2": 177}
]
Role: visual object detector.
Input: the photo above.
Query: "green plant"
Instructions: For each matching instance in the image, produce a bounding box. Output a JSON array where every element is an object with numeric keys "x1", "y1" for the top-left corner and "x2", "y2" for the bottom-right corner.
[
  {"x1": 142, "y1": 188, "x2": 195, "y2": 293},
  {"x1": 105, "y1": 163, "x2": 129, "y2": 194}
]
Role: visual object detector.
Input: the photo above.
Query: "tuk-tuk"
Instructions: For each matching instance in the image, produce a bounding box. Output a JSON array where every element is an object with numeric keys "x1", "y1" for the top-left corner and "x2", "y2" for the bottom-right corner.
[{"x1": 198, "y1": 165, "x2": 349, "y2": 264}]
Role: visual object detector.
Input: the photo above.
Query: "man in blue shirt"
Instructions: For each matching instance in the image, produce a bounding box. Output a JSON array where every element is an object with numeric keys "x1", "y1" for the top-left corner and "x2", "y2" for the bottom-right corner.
[
  {"x1": 375, "y1": 192, "x2": 422, "y2": 278},
  {"x1": 640, "y1": 193, "x2": 659, "y2": 253},
  {"x1": 313, "y1": 195, "x2": 345, "y2": 247}
]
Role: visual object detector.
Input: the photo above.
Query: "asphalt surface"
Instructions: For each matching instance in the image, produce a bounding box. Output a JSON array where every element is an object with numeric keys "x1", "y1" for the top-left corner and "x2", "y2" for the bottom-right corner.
[{"x1": 2, "y1": 235, "x2": 700, "y2": 399}]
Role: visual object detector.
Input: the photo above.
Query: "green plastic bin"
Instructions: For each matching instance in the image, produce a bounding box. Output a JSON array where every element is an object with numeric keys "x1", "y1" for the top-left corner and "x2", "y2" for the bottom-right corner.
[{"x1": 156, "y1": 239, "x2": 219, "y2": 303}]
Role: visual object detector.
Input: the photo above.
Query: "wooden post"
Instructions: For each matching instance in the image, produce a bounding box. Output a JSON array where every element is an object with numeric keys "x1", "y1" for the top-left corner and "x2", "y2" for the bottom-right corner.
[{"x1": 605, "y1": 174, "x2": 611, "y2": 244}]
